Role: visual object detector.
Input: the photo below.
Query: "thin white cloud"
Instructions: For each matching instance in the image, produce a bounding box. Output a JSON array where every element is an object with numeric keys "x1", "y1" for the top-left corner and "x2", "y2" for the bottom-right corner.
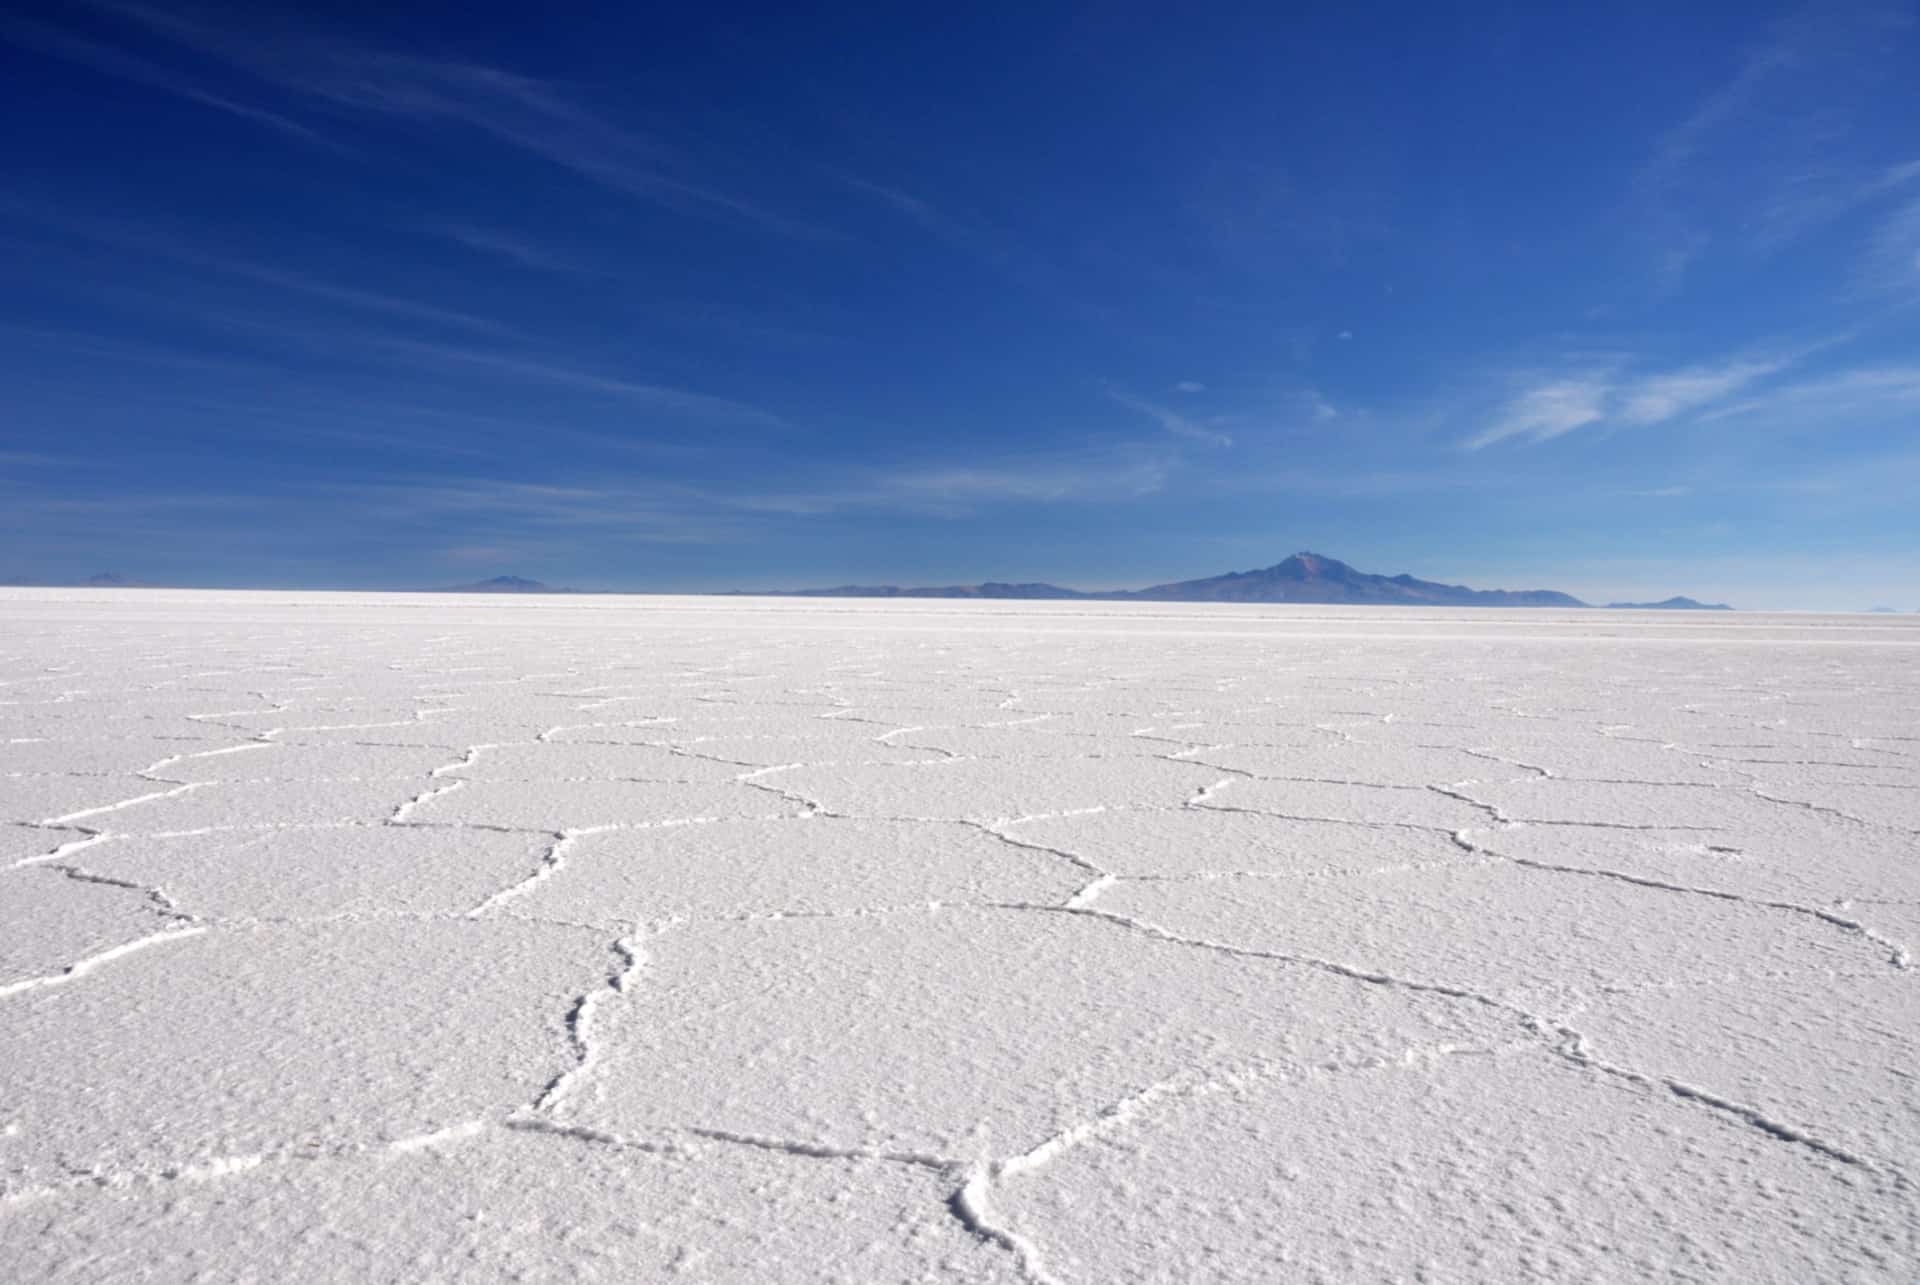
[
  {"x1": 347, "y1": 442, "x2": 1172, "y2": 534},
  {"x1": 1614, "y1": 360, "x2": 1784, "y2": 425},
  {"x1": 1174, "y1": 380, "x2": 1206, "y2": 393},
  {"x1": 1637, "y1": 10, "x2": 1920, "y2": 278},
  {"x1": 1465, "y1": 340, "x2": 1854, "y2": 449},
  {"x1": 834, "y1": 170, "x2": 1111, "y2": 327},
  {"x1": 0, "y1": 13, "x2": 328, "y2": 144},
  {"x1": 881, "y1": 456, "x2": 1168, "y2": 505},
  {"x1": 834, "y1": 174, "x2": 998, "y2": 259},
  {"x1": 1699, "y1": 366, "x2": 1920, "y2": 423},
  {"x1": 437, "y1": 224, "x2": 577, "y2": 273},
  {"x1": 369, "y1": 338, "x2": 790, "y2": 428},
  {"x1": 1463, "y1": 376, "x2": 1611, "y2": 449},
  {"x1": 78, "y1": 1, "x2": 827, "y2": 239},
  {"x1": 1747, "y1": 158, "x2": 1920, "y2": 254},
  {"x1": 3, "y1": 202, "x2": 506, "y2": 333},
  {"x1": 1104, "y1": 387, "x2": 1233, "y2": 446},
  {"x1": 1644, "y1": 39, "x2": 1791, "y2": 187},
  {"x1": 1863, "y1": 194, "x2": 1920, "y2": 292}
]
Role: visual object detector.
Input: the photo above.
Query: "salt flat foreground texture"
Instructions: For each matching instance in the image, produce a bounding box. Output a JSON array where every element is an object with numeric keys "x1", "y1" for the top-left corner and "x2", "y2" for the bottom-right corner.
[{"x1": 3, "y1": 591, "x2": 1918, "y2": 1283}]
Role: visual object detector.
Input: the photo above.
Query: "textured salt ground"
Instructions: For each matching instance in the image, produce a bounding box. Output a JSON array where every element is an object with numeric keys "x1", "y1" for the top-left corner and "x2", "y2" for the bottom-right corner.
[
  {"x1": 994, "y1": 1050, "x2": 1913, "y2": 1284},
  {"x1": 403, "y1": 778, "x2": 806, "y2": 830},
  {"x1": 0, "y1": 822, "x2": 76, "y2": 863},
  {"x1": 0, "y1": 869, "x2": 171, "y2": 989},
  {"x1": 2, "y1": 590, "x2": 1918, "y2": 1282},
  {"x1": 68, "y1": 826, "x2": 559, "y2": 920},
  {"x1": 518, "y1": 818, "x2": 1081, "y2": 923},
  {"x1": 766, "y1": 756, "x2": 1227, "y2": 822},
  {"x1": 548, "y1": 908, "x2": 1512, "y2": 1158},
  {"x1": 999, "y1": 808, "x2": 1464, "y2": 880},
  {"x1": 1094, "y1": 863, "x2": 1871, "y2": 1014},
  {"x1": 2, "y1": 1126, "x2": 1021, "y2": 1284},
  {"x1": 1466, "y1": 822, "x2": 1920, "y2": 909},
  {"x1": 2, "y1": 920, "x2": 599, "y2": 1193}
]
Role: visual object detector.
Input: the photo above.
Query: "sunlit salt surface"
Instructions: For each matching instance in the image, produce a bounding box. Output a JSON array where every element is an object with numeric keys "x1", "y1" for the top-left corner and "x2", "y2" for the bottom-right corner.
[{"x1": 3, "y1": 589, "x2": 1917, "y2": 1281}]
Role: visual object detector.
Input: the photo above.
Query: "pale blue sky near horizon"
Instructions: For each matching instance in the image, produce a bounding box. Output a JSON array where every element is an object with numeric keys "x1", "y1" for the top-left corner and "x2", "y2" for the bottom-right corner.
[{"x1": 2, "y1": 2, "x2": 1917, "y2": 609}]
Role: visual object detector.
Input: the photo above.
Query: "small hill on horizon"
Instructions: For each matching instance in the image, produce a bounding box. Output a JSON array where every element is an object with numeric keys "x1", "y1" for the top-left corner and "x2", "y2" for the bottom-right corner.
[
  {"x1": 1606, "y1": 596, "x2": 1733, "y2": 611},
  {"x1": 432, "y1": 575, "x2": 569, "y2": 594}
]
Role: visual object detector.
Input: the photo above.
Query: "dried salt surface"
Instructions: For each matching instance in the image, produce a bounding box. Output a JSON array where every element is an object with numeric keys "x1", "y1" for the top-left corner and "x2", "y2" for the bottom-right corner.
[
  {"x1": 994, "y1": 1052, "x2": 1913, "y2": 1283},
  {"x1": 69, "y1": 826, "x2": 560, "y2": 921},
  {"x1": 1000, "y1": 807, "x2": 1465, "y2": 880},
  {"x1": 526, "y1": 818, "x2": 1082, "y2": 922},
  {"x1": 1, "y1": 868, "x2": 172, "y2": 989},
  {"x1": 2, "y1": 919, "x2": 597, "y2": 1191},
  {"x1": 2, "y1": 589, "x2": 1918, "y2": 1282}
]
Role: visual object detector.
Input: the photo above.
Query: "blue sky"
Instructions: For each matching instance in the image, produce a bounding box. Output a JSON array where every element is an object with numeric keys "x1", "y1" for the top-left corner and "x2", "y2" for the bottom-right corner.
[{"x1": 2, "y1": 2, "x2": 1917, "y2": 608}]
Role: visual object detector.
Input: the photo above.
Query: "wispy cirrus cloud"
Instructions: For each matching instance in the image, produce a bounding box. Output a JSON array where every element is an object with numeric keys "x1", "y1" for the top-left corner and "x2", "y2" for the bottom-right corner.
[
  {"x1": 877, "y1": 447, "x2": 1172, "y2": 507},
  {"x1": 834, "y1": 173, "x2": 1005, "y2": 264},
  {"x1": 1463, "y1": 375, "x2": 1612, "y2": 449},
  {"x1": 1614, "y1": 360, "x2": 1786, "y2": 425},
  {"x1": 333, "y1": 439, "x2": 1174, "y2": 540},
  {"x1": 1103, "y1": 387, "x2": 1232, "y2": 446},
  {"x1": 1465, "y1": 351, "x2": 1808, "y2": 449},
  {"x1": 1698, "y1": 365, "x2": 1920, "y2": 424},
  {"x1": 435, "y1": 223, "x2": 579, "y2": 274},
  {"x1": 0, "y1": 11, "x2": 329, "y2": 144},
  {"x1": 2, "y1": 199, "x2": 505, "y2": 333},
  {"x1": 834, "y1": 170, "x2": 1116, "y2": 328},
  {"x1": 1863, "y1": 192, "x2": 1920, "y2": 294},
  {"x1": 368, "y1": 337, "x2": 791, "y2": 429},
  {"x1": 60, "y1": 1, "x2": 826, "y2": 239},
  {"x1": 1636, "y1": 6, "x2": 1919, "y2": 280}
]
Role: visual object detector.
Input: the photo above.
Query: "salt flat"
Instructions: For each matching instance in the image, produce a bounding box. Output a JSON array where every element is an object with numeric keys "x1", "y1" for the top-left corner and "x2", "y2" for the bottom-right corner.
[{"x1": 2, "y1": 589, "x2": 1917, "y2": 1283}]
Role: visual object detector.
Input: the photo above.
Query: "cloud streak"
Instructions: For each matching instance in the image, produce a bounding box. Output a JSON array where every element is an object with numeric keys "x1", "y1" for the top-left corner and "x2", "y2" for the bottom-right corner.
[
  {"x1": 1103, "y1": 387, "x2": 1233, "y2": 446},
  {"x1": 70, "y1": 1, "x2": 826, "y2": 239},
  {"x1": 1465, "y1": 352, "x2": 1813, "y2": 449},
  {"x1": 1, "y1": 200, "x2": 506, "y2": 333},
  {"x1": 1463, "y1": 376, "x2": 1611, "y2": 449},
  {"x1": 436, "y1": 224, "x2": 579, "y2": 273},
  {"x1": 0, "y1": 12, "x2": 329, "y2": 144},
  {"x1": 1698, "y1": 366, "x2": 1920, "y2": 424},
  {"x1": 368, "y1": 338, "x2": 791, "y2": 429}
]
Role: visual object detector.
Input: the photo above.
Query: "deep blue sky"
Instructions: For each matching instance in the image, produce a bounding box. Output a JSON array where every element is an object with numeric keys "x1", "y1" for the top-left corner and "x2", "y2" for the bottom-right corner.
[{"x1": 3, "y1": 2, "x2": 1917, "y2": 607}]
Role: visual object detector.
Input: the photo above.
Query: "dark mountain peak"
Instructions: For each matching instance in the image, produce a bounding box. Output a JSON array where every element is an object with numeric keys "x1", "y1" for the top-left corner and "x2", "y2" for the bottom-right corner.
[{"x1": 1270, "y1": 551, "x2": 1353, "y2": 580}]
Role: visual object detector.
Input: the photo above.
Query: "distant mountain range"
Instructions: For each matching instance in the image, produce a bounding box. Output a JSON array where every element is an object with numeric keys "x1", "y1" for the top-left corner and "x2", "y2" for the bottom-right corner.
[
  {"x1": 431, "y1": 576, "x2": 567, "y2": 594},
  {"x1": 1121, "y1": 553, "x2": 1586, "y2": 606},
  {"x1": 1, "y1": 556, "x2": 1741, "y2": 609},
  {"x1": 1605, "y1": 596, "x2": 1733, "y2": 611},
  {"x1": 761, "y1": 552, "x2": 1725, "y2": 609},
  {"x1": 0, "y1": 572, "x2": 157, "y2": 588}
]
